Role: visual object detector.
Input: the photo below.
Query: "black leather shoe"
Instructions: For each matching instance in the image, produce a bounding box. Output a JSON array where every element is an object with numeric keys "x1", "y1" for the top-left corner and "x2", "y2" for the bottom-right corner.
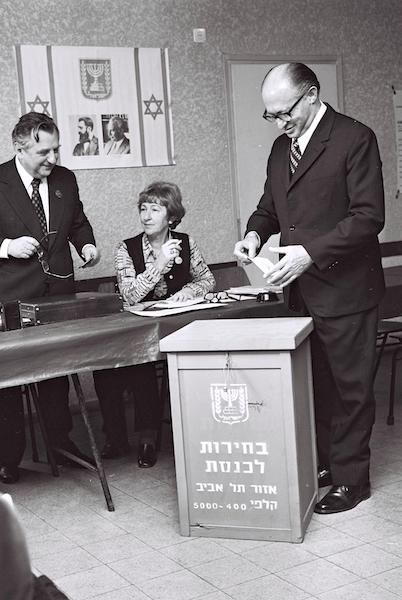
[
  {"x1": 137, "y1": 442, "x2": 157, "y2": 468},
  {"x1": 318, "y1": 466, "x2": 333, "y2": 488},
  {"x1": 0, "y1": 465, "x2": 19, "y2": 484},
  {"x1": 101, "y1": 440, "x2": 130, "y2": 459},
  {"x1": 54, "y1": 440, "x2": 95, "y2": 468},
  {"x1": 314, "y1": 483, "x2": 371, "y2": 514}
]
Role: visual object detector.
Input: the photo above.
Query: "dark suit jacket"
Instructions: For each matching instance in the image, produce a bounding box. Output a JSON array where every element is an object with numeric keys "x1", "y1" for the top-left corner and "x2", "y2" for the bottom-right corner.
[
  {"x1": 246, "y1": 104, "x2": 385, "y2": 317},
  {"x1": 0, "y1": 159, "x2": 95, "y2": 302}
]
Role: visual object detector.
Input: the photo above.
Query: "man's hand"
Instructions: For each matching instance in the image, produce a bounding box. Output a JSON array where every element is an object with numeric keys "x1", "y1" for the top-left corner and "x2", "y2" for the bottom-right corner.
[
  {"x1": 233, "y1": 232, "x2": 259, "y2": 264},
  {"x1": 81, "y1": 245, "x2": 100, "y2": 267},
  {"x1": 264, "y1": 245, "x2": 313, "y2": 287},
  {"x1": 8, "y1": 236, "x2": 39, "y2": 259}
]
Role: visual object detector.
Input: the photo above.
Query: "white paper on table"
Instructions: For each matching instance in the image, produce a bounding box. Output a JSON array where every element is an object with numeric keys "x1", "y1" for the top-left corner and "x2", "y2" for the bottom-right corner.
[
  {"x1": 129, "y1": 302, "x2": 225, "y2": 317},
  {"x1": 152, "y1": 297, "x2": 206, "y2": 309}
]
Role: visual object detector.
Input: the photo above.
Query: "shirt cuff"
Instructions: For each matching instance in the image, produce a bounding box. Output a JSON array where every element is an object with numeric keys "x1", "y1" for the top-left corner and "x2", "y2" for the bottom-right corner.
[
  {"x1": 82, "y1": 243, "x2": 96, "y2": 254},
  {"x1": 246, "y1": 230, "x2": 261, "y2": 249},
  {"x1": 0, "y1": 239, "x2": 11, "y2": 259}
]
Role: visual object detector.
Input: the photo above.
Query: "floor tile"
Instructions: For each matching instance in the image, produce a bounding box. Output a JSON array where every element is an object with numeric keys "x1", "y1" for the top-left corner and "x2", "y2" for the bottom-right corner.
[
  {"x1": 301, "y1": 527, "x2": 363, "y2": 557},
  {"x1": 32, "y1": 546, "x2": 102, "y2": 579},
  {"x1": 108, "y1": 549, "x2": 181, "y2": 584},
  {"x1": 276, "y1": 557, "x2": 359, "y2": 596},
  {"x1": 370, "y1": 565, "x2": 402, "y2": 595},
  {"x1": 190, "y1": 593, "x2": 232, "y2": 600},
  {"x1": 136, "y1": 569, "x2": 216, "y2": 599},
  {"x1": 90, "y1": 587, "x2": 152, "y2": 600},
  {"x1": 190, "y1": 554, "x2": 267, "y2": 589},
  {"x1": 224, "y1": 573, "x2": 310, "y2": 600},
  {"x1": 334, "y1": 514, "x2": 402, "y2": 543},
  {"x1": 54, "y1": 564, "x2": 130, "y2": 600},
  {"x1": 326, "y1": 543, "x2": 402, "y2": 577},
  {"x1": 317, "y1": 578, "x2": 401, "y2": 599},
  {"x1": 130, "y1": 482, "x2": 178, "y2": 517},
  {"x1": 27, "y1": 529, "x2": 77, "y2": 560},
  {"x1": 373, "y1": 531, "x2": 402, "y2": 558},
  {"x1": 82, "y1": 533, "x2": 149, "y2": 563},
  {"x1": 242, "y1": 541, "x2": 316, "y2": 572},
  {"x1": 160, "y1": 537, "x2": 235, "y2": 567}
]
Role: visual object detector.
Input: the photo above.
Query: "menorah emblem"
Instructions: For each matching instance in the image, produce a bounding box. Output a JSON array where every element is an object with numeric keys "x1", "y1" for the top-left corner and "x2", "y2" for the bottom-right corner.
[
  {"x1": 210, "y1": 383, "x2": 249, "y2": 425},
  {"x1": 80, "y1": 59, "x2": 112, "y2": 100}
]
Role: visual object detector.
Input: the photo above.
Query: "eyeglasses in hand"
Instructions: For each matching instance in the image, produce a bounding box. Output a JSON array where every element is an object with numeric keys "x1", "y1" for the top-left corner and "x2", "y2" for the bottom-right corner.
[{"x1": 36, "y1": 231, "x2": 73, "y2": 279}]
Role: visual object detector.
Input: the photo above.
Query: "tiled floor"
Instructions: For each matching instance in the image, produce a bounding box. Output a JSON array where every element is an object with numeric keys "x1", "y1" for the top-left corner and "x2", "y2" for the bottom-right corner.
[{"x1": 3, "y1": 351, "x2": 402, "y2": 600}]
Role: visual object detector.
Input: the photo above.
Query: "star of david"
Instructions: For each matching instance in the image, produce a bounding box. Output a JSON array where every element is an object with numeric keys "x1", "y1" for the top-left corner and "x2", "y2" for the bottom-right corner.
[
  {"x1": 143, "y1": 94, "x2": 163, "y2": 120},
  {"x1": 27, "y1": 95, "x2": 51, "y2": 116}
]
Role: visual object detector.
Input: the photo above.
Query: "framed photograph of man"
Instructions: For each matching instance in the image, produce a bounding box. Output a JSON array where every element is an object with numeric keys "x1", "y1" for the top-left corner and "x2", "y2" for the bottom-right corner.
[
  {"x1": 69, "y1": 115, "x2": 99, "y2": 156},
  {"x1": 102, "y1": 114, "x2": 130, "y2": 155}
]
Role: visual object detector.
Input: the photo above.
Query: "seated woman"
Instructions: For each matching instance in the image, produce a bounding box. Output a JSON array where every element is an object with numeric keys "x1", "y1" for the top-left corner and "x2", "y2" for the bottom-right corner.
[{"x1": 93, "y1": 181, "x2": 215, "y2": 467}]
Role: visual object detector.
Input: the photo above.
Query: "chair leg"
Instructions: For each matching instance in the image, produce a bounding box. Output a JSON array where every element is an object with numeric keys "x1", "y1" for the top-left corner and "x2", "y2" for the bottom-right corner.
[
  {"x1": 387, "y1": 349, "x2": 402, "y2": 425},
  {"x1": 156, "y1": 360, "x2": 170, "y2": 452},
  {"x1": 374, "y1": 333, "x2": 388, "y2": 380},
  {"x1": 22, "y1": 385, "x2": 39, "y2": 463},
  {"x1": 70, "y1": 373, "x2": 115, "y2": 512},
  {"x1": 28, "y1": 384, "x2": 59, "y2": 477}
]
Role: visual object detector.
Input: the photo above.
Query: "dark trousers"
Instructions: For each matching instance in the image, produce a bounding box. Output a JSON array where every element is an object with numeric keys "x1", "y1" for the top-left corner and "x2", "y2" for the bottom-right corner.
[
  {"x1": 310, "y1": 305, "x2": 378, "y2": 485},
  {"x1": 93, "y1": 363, "x2": 161, "y2": 446},
  {"x1": 0, "y1": 376, "x2": 72, "y2": 467}
]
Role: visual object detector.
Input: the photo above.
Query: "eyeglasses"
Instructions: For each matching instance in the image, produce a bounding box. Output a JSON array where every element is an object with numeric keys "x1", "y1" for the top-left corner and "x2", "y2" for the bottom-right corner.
[
  {"x1": 262, "y1": 89, "x2": 309, "y2": 123},
  {"x1": 205, "y1": 291, "x2": 237, "y2": 303},
  {"x1": 36, "y1": 231, "x2": 73, "y2": 279}
]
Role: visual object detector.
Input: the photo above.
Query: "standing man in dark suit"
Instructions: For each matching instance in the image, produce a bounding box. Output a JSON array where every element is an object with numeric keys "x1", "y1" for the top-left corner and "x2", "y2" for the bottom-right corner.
[
  {"x1": 234, "y1": 63, "x2": 385, "y2": 514},
  {"x1": 0, "y1": 111, "x2": 99, "y2": 483}
]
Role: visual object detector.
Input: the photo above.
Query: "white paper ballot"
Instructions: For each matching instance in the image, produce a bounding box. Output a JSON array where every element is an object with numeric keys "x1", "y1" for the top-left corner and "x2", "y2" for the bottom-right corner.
[
  {"x1": 152, "y1": 297, "x2": 205, "y2": 309},
  {"x1": 251, "y1": 255, "x2": 275, "y2": 275}
]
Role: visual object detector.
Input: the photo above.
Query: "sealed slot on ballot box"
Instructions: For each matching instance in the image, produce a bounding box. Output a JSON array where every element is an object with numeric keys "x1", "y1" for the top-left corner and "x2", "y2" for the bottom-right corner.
[
  {"x1": 160, "y1": 317, "x2": 317, "y2": 543},
  {"x1": 19, "y1": 292, "x2": 124, "y2": 326}
]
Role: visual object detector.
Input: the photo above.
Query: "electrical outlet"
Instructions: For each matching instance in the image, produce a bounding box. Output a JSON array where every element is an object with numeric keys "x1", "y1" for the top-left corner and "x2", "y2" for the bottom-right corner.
[{"x1": 193, "y1": 28, "x2": 206, "y2": 43}]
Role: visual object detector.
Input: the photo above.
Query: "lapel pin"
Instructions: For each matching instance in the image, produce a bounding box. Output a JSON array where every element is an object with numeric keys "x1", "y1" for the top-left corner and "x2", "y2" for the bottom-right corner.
[{"x1": 55, "y1": 189, "x2": 63, "y2": 198}]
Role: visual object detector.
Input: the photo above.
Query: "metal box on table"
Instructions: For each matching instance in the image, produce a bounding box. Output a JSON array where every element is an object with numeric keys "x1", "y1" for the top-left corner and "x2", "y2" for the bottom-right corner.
[
  {"x1": 160, "y1": 317, "x2": 316, "y2": 543},
  {"x1": 19, "y1": 292, "x2": 124, "y2": 326}
]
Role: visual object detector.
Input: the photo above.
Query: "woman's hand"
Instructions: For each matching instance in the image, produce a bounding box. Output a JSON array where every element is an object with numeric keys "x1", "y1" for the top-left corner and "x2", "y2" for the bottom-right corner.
[
  {"x1": 155, "y1": 239, "x2": 182, "y2": 272},
  {"x1": 168, "y1": 288, "x2": 195, "y2": 303}
]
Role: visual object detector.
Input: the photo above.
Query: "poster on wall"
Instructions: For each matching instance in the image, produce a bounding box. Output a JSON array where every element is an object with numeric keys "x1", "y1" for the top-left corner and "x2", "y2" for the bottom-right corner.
[
  {"x1": 393, "y1": 89, "x2": 402, "y2": 196},
  {"x1": 15, "y1": 45, "x2": 175, "y2": 170}
]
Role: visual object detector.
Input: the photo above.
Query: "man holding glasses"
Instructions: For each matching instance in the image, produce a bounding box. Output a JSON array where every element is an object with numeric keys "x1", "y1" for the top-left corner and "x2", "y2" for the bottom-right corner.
[
  {"x1": 0, "y1": 111, "x2": 99, "y2": 483},
  {"x1": 234, "y1": 63, "x2": 385, "y2": 514}
]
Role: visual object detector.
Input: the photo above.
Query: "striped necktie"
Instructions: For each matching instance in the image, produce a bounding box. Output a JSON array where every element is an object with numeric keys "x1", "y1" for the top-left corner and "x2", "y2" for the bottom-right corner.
[
  {"x1": 289, "y1": 138, "x2": 302, "y2": 176},
  {"x1": 31, "y1": 178, "x2": 47, "y2": 236}
]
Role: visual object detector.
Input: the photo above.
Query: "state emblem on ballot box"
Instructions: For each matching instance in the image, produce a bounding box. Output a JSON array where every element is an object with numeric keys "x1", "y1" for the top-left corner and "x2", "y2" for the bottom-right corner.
[{"x1": 210, "y1": 383, "x2": 249, "y2": 425}]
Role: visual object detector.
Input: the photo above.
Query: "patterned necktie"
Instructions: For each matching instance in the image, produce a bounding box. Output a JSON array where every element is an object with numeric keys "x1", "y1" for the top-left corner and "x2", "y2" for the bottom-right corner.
[
  {"x1": 31, "y1": 178, "x2": 47, "y2": 236},
  {"x1": 289, "y1": 138, "x2": 302, "y2": 176}
]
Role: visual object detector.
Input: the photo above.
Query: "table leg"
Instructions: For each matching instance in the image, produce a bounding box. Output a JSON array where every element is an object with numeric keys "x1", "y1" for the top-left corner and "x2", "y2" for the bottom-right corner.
[
  {"x1": 23, "y1": 385, "x2": 39, "y2": 463},
  {"x1": 70, "y1": 373, "x2": 115, "y2": 512},
  {"x1": 28, "y1": 384, "x2": 59, "y2": 477}
]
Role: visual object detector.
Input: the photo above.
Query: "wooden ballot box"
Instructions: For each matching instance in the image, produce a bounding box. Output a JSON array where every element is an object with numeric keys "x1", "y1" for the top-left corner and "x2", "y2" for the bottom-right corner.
[{"x1": 160, "y1": 317, "x2": 317, "y2": 543}]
